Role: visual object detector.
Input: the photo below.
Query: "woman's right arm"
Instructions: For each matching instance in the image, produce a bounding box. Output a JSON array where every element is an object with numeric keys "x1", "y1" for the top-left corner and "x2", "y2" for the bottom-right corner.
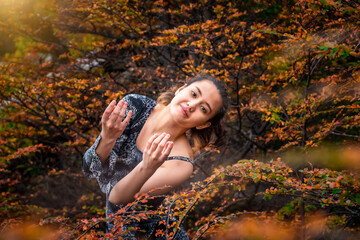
[
  {"x1": 82, "y1": 99, "x2": 132, "y2": 180},
  {"x1": 96, "y1": 100, "x2": 132, "y2": 164}
]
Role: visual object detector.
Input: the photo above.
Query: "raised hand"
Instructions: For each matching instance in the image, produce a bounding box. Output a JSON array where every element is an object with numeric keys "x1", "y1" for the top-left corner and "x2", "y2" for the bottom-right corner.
[
  {"x1": 142, "y1": 133, "x2": 174, "y2": 171},
  {"x1": 101, "y1": 100, "x2": 132, "y2": 142}
]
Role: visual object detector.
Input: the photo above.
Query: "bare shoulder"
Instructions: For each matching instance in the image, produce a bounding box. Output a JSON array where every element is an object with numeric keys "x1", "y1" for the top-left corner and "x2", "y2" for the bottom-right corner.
[
  {"x1": 169, "y1": 134, "x2": 193, "y2": 160},
  {"x1": 161, "y1": 134, "x2": 193, "y2": 173}
]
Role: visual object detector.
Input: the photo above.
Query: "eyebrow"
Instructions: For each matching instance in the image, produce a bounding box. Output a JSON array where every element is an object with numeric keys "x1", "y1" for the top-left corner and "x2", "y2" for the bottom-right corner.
[{"x1": 195, "y1": 86, "x2": 212, "y2": 113}]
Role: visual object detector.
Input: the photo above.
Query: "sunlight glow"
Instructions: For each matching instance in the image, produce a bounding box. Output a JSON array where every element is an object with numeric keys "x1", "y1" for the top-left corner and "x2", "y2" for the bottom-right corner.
[
  {"x1": 0, "y1": 0, "x2": 17, "y2": 10},
  {"x1": 1, "y1": 0, "x2": 17, "y2": 6}
]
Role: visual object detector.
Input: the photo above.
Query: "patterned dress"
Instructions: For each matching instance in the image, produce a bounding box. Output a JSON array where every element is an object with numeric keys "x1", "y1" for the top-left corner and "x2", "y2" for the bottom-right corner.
[{"x1": 82, "y1": 94, "x2": 192, "y2": 239}]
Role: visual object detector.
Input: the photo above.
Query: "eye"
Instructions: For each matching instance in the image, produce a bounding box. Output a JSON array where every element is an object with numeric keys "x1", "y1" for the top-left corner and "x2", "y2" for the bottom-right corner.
[
  {"x1": 201, "y1": 106, "x2": 207, "y2": 113},
  {"x1": 191, "y1": 91, "x2": 197, "y2": 97}
]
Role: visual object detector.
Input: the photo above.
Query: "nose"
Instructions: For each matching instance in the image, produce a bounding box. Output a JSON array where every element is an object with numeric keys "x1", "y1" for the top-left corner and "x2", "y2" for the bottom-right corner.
[{"x1": 187, "y1": 100, "x2": 198, "y2": 112}]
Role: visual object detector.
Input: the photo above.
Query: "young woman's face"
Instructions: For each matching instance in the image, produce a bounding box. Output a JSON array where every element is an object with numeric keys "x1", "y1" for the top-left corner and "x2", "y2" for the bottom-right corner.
[{"x1": 169, "y1": 80, "x2": 223, "y2": 129}]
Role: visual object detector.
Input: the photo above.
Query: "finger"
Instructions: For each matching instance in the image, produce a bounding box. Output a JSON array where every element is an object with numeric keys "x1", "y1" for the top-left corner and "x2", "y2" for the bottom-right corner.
[
  {"x1": 115, "y1": 101, "x2": 128, "y2": 124},
  {"x1": 119, "y1": 110, "x2": 132, "y2": 128},
  {"x1": 102, "y1": 100, "x2": 116, "y2": 121},
  {"x1": 153, "y1": 133, "x2": 170, "y2": 155},
  {"x1": 109, "y1": 100, "x2": 124, "y2": 124},
  {"x1": 144, "y1": 133, "x2": 160, "y2": 152},
  {"x1": 162, "y1": 141, "x2": 174, "y2": 155},
  {"x1": 149, "y1": 133, "x2": 168, "y2": 153}
]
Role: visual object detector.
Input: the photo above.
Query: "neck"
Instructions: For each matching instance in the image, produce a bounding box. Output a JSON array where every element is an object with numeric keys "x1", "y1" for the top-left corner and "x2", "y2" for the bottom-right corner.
[{"x1": 149, "y1": 104, "x2": 187, "y2": 140}]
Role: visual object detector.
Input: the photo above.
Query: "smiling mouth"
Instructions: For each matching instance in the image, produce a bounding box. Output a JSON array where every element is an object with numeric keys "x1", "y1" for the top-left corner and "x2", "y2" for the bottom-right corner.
[{"x1": 180, "y1": 105, "x2": 188, "y2": 117}]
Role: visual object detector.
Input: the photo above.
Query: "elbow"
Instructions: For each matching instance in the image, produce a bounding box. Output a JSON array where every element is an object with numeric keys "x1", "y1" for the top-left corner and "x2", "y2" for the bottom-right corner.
[
  {"x1": 109, "y1": 191, "x2": 122, "y2": 205},
  {"x1": 108, "y1": 198, "x2": 121, "y2": 206},
  {"x1": 109, "y1": 189, "x2": 133, "y2": 206},
  {"x1": 82, "y1": 158, "x2": 91, "y2": 177}
]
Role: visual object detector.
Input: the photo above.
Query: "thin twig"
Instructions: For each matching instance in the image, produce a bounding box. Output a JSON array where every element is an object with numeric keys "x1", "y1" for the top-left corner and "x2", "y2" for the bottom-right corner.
[{"x1": 330, "y1": 131, "x2": 360, "y2": 138}]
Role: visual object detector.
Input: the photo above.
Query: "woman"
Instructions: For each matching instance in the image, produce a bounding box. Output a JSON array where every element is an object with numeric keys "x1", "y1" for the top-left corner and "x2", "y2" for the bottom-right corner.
[{"x1": 83, "y1": 74, "x2": 228, "y2": 238}]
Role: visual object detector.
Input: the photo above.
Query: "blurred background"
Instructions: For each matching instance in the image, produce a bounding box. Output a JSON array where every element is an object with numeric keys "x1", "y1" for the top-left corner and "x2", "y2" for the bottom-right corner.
[{"x1": 0, "y1": 0, "x2": 359, "y2": 239}]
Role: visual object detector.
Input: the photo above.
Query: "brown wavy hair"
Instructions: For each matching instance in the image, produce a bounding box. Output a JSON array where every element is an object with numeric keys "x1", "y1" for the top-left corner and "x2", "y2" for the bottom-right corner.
[{"x1": 157, "y1": 74, "x2": 229, "y2": 149}]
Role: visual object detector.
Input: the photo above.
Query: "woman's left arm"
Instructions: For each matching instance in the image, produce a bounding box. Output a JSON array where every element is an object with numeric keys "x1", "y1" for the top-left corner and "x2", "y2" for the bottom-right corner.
[{"x1": 108, "y1": 133, "x2": 193, "y2": 205}]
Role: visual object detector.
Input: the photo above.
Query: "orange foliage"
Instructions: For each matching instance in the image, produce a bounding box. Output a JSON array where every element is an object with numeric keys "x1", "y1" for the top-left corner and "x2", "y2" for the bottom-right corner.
[{"x1": 1, "y1": 0, "x2": 360, "y2": 239}]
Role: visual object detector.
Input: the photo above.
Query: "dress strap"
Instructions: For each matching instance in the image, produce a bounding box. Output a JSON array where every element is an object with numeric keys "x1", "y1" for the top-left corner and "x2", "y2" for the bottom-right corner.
[{"x1": 166, "y1": 156, "x2": 194, "y2": 165}]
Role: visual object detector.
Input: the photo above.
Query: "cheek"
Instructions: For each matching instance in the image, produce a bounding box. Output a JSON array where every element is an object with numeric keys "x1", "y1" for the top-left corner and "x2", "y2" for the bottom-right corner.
[
  {"x1": 171, "y1": 95, "x2": 182, "y2": 104},
  {"x1": 195, "y1": 114, "x2": 209, "y2": 124}
]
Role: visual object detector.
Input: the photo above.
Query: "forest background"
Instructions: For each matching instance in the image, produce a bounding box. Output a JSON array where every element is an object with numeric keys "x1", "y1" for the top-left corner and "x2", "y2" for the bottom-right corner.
[{"x1": 0, "y1": 0, "x2": 359, "y2": 239}]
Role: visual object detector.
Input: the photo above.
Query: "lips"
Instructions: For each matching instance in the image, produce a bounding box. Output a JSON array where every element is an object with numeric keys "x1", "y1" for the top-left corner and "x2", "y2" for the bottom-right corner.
[{"x1": 180, "y1": 105, "x2": 188, "y2": 117}]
